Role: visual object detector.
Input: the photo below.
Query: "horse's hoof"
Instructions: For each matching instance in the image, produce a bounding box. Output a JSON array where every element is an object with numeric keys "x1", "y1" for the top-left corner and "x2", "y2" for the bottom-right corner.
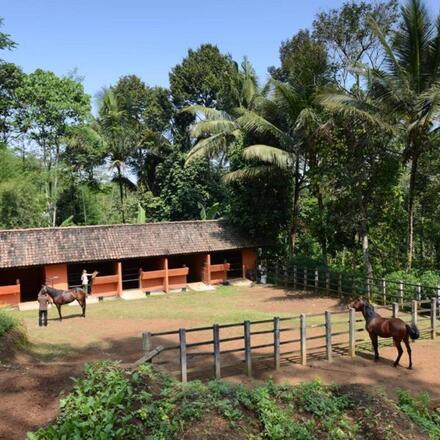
[
  {"x1": 408, "y1": 366, "x2": 413, "y2": 370},
  {"x1": 393, "y1": 363, "x2": 398, "y2": 368}
]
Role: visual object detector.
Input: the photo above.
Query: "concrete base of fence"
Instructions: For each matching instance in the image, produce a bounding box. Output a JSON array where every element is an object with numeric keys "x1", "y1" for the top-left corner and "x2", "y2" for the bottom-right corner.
[
  {"x1": 121, "y1": 289, "x2": 148, "y2": 300},
  {"x1": 187, "y1": 282, "x2": 216, "y2": 292},
  {"x1": 228, "y1": 278, "x2": 253, "y2": 288}
]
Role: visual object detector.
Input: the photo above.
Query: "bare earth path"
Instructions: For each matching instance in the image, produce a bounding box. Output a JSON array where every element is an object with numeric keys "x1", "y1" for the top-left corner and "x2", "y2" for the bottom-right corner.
[{"x1": 1, "y1": 285, "x2": 439, "y2": 439}]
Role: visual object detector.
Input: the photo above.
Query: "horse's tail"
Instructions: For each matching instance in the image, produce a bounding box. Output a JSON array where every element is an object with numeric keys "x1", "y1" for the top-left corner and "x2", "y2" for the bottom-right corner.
[{"x1": 406, "y1": 323, "x2": 420, "y2": 341}]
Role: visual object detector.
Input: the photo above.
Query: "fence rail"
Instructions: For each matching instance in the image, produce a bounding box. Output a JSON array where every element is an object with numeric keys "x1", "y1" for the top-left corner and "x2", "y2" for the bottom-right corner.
[
  {"x1": 141, "y1": 297, "x2": 437, "y2": 382},
  {"x1": 265, "y1": 262, "x2": 440, "y2": 313}
]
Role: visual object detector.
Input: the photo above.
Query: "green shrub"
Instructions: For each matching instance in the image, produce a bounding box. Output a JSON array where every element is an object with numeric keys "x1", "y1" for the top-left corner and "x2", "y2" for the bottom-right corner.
[
  {"x1": 0, "y1": 309, "x2": 18, "y2": 337},
  {"x1": 397, "y1": 389, "x2": 440, "y2": 439}
]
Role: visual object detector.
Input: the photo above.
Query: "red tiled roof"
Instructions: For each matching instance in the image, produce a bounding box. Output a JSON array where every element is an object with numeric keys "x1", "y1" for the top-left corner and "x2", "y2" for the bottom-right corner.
[{"x1": 0, "y1": 220, "x2": 261, "y2": 269}]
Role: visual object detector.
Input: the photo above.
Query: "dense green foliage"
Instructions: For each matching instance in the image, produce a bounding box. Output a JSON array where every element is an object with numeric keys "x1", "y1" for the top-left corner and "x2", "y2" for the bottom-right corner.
[
  {"x1": 397, "y1": 389, "x2": 440, "y2": 439},
  {"x1": 0, "y1": 309, "x2": 27, "y2": 352},
  {"x1": 30, "y1": 361, "x2": 435, "y2": 439},
  {"x1": 1, "y1": 1, "x2": 440, "y2": 277}
]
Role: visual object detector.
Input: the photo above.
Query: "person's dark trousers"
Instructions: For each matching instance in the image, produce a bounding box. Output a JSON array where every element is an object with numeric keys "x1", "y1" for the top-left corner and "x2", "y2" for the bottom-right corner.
[{"x1": 39, "y1": 310, "x2": 48, "y2": 327}]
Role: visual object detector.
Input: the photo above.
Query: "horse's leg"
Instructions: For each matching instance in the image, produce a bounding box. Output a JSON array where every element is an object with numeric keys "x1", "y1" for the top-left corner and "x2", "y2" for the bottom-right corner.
[
  {"x1": 393, "y1": 337, "x2": 403, "y2": 368},
  {"x1": 369, "y1": 332, "x2": 379, "y2": 361},
  {"x1": 56, "y1": 304, "x2": 62, "y2": 321},
  {"x1": 80, "y1": 297, "x2": 86, "y2": 317},
  {"x1": 403, "y1": 334, "x2": 412, "y2": 369}
]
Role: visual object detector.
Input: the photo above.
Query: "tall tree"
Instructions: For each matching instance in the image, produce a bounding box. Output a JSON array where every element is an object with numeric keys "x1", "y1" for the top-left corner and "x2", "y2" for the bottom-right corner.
[
  {"x1": 321, "y1": 0, "x2": 440, "y2": 269},
  {"x1": 15, "y1": 69, "x2": 91, "y2": 226},
  {"x1": 169, "y1": 44, "x2": 237, "y2": 150}
]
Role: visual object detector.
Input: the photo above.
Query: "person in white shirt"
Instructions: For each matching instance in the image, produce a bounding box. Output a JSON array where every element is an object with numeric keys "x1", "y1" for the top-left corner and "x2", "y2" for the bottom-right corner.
[{"x1": 81, "y1": 269, "x2": 93, "y2": 295}]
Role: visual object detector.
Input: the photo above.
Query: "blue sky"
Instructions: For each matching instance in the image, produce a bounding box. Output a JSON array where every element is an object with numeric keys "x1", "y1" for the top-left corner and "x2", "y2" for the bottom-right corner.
[{"x1": 2, "y1": 0, "x2": 439, "y2": 98}]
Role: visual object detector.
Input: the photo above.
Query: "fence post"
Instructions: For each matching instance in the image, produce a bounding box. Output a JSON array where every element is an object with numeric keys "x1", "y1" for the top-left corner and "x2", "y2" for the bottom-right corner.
[
  {"x1": 338, "y1": 273, "x2": 342, "y2": 297},
  {"x1": 213, "y1": 324, "x2": 221, "y2": 379},
  {"x1": 274, "y1": 317, "x2": 280, "y2": 370},
  {"x1": 315, "y1": 268, "x2": 319, "y2": 292},
  {"x1": 179, "y1": 328, "x2": 187, "y2": 383},
  {"x1": 411, "y1": 300, "x2": 417, "y2": 326},
  {"x1": 399, "y1": 281, "x2": 404, "y2": 307},
  {"x1": 142, "y1": 331, "x2": 151, "y2": 355},
  {"x1": 326, "y1": 271, "x2": 330, "y2": 294},
  {"x1": 325, "y1": 311, "x2": 332, "y2": 362},
  {"x1": 304, "y1": 268, "x2": 308, "y2": 291},
  {"x1": 392, "y1": 302, "x2": 398, "y2": 318},
  {"x1": 431, "y1": 297, "x2": 437, "y2": 340},
  {"x1": 349, "y1": 308, "x2": 356, "y2": 358},
  {"x1": 300, "y1": 313, "x2": 307, "y2": 366},
  {"x1": 244, "y1": 320, "x2": 252, "y2": 377},
  {"x1": 382, "y1": 278, "x2": 386, "y2": 305},
  {"x1": 293, "y1": 265, "x2": 297, "y2": 289},
  {"x1": 416, "y1": 283, "x2": 422, "y2": 302},
  {"x1": 437, "y1": 286, "x2": 440, "y2": 319}
]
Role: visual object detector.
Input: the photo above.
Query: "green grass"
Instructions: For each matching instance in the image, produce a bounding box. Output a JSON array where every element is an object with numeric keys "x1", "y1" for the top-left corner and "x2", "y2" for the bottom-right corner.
[{"x1": 15, "y1": 286, "x2": 293, "y2": 325}]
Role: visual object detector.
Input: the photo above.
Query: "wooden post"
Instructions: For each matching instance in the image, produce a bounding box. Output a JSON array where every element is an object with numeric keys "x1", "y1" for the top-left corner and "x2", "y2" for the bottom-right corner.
[
  {"x1": 431, "y1": 297, "x2": 437, "y2": 340},
  {"x1": 213, "y1": 324, "x2": 221, "y2": 378},
  {"x1": 244, "y1": 320, "x2": 252, "y2": 377},
  {"x1": 325, "y1": 311, "x2": 332, "y2": 362},
  {"x1": 242, "y1": 264, "x2": 246, "y2": 279},
  {"x1": 411, "y1": 300, "x2": 417, "y2": 326},
  {"x1": 399, "y1": 281, "x2": 404, "y2": 307},
  {"x1": 179, "y1": 328, "x2": 187, "y2": 383},
  {"x1": 303, "y1": 268, "x2": 307, "y2": 291},
  {"x1": 273, "y1": 317, "x2": 280, "y2": 370},
  {"x1": 349, "y1": 308, "x2": 356, "y2": 357},
  {"x1": 223, "y1": 260, "x2": 228, "y2": 283},
  {"x1": 326, "y1": 271, "x2": 330, "y2": 294},
  {"x1": 293, "y1": 265, "x2": 297, "y2": 289},
  {"x1": 382, "y1": 278, "x2": 386, "y2": 305},
  {"x1": 338, "y1": 273, "x2": 342, "y2": 297},
  {"x1": 164, "y1": 257, "x2": 169, "y2": 293},
  {"x1": 314, "y1": 268, "x2": 319, "y2": 292},
  {"x1": 416, "y1": 283, "x2": 421, "y2": 302},
  {"x1": 206, "y1": 254, "x2": 211, "y2": 285},
  {"x1": 142, "y1": 332, "x2": 151, "y2": 354},
  {"x1": 437, "y1": 286, "x2": 440, "y2": 318},
  {"x1": 116, "y1": 262, "x2": 122, "y2": 295},
  {"x1": 300, "y1": 314, "x2": 306, "y2": 366},
  {"x1": 138, "y1": 269, "x2": 143, "y2": 290},
  {"x1": 392, "y1": 302, "x2": 398, "y2": 318}
]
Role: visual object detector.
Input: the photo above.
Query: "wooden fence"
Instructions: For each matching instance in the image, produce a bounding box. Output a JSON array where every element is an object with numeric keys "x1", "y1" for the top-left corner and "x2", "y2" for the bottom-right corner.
[
  {"x1": 265, "y1": 262, "x2": 440, "y2": 311},
  {"x1": 141, "y1": 298, "x2": 437, "y2": 382}
]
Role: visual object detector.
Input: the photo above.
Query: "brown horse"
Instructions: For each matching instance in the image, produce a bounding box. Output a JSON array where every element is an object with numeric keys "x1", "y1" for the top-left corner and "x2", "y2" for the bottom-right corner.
[
  {"x1": 349, "y1": 297, "x2": 420, "y2": 369},
  {"x1": 38, "y1": 285, "x2": 86, "y2": 320}
]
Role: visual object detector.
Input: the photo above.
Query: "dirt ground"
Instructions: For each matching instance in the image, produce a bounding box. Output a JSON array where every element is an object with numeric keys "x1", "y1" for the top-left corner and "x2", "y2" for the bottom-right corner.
[{"x1": 1, "y1": 285, "x2": 439, "y2": 439}]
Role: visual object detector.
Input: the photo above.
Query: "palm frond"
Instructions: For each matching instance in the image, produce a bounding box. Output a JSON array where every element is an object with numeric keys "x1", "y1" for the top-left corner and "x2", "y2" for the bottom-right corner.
[
  {"x1": 190, "y1": 119, "x2": 237, "y2": 138},
  {"x1": 182, "y1": 105, "x2": 233, "y2": 121},
  {"x1": 242, "y1": 145, "x2": 293, "y2": 169},
  {"x1": 236, "y1": 109, "x2": 294, "y2": 147},
  {"x1": 186, "y1": 132, "x2": 234, "y2": 163},
  {"x1": 224, "y1": 165, "x2": 281, "y2": 182}
]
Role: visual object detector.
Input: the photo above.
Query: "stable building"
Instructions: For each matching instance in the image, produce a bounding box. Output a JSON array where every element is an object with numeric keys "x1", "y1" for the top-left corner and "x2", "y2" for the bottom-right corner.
[{"x1": 0, "y1": 220, "x2": 260, "y2": 306}]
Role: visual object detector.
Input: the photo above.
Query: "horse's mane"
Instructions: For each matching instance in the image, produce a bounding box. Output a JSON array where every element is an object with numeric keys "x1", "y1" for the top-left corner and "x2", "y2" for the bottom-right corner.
[
  {"x1": 45, "y1": 286, "x2": 64, "y2": 297},
  {"x1": 363, "y1": 302, "x2": 378, "y2": 321}
]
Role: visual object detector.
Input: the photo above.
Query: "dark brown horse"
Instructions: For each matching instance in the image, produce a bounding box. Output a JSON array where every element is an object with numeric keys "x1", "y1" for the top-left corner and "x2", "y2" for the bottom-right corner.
[
  {"x1": 349, "y1": 297, "x2": 420, "y2": 369},
  {"x1": 38, "y1": 285, "x2": 86, "y2": 320}
]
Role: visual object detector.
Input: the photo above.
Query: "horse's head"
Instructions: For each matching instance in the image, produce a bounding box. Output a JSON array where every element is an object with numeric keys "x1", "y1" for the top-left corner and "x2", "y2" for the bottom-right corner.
[
  {"x1": 38, "y1": 284, "x2": 48, "y2": 296},
  {"x1": 349, "y1": 297, "x2": 364, "y2": 311}
]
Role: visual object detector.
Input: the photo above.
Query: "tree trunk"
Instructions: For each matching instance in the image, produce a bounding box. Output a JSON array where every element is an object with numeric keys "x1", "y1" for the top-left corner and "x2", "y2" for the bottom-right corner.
[
  {"x1": 117, "y1": 165, "x2": 125, "y2": 223},
  {"x1": 359, "y1": 202, "x2": 373, "y2": 279},
  {"x1": 407, "y1": 154, "x2": 419, "y2": 270},
  {"x1": 289, "y1": 158, "x2": 301, "y2": 253}
]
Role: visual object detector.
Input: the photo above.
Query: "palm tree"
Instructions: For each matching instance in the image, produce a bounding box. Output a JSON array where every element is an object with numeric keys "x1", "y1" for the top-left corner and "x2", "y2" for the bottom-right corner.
[
  {"x1": 187, "y1": 74, "x2": 322, "y2": 252},
  {"x1": 320, "y1": 0, "x2": 440, "y2": 269},
  {"x1": 98, "y1": 89, "x2": 132, "y2": 223}
]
